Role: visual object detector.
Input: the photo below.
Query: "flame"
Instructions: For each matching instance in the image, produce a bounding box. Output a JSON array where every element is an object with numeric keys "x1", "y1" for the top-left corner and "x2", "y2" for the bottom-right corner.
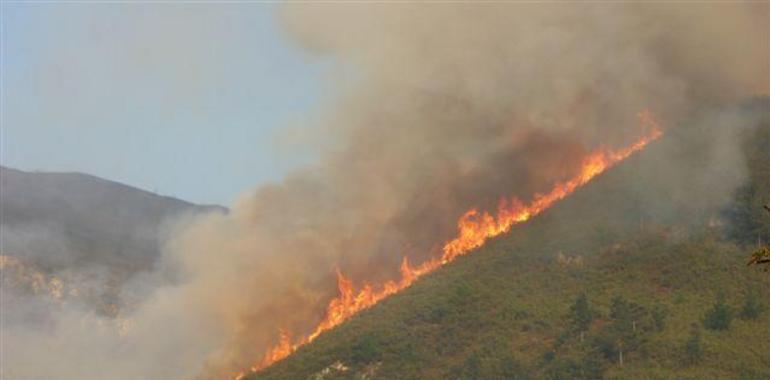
[
  {"x1": 235, "y1": 110, "x2": 663, "y2": 378},
  {"x1": 1, "y1": 254, "x2": 135, "y2": 337},
  {"x1": 1, "y1": 254, "x2": 68, "y2": 302}
]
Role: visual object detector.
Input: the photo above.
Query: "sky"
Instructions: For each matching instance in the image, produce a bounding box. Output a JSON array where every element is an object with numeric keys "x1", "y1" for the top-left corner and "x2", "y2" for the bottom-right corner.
[{"x1": 1, "y1": 3, "x2": 328, "y2": 206}]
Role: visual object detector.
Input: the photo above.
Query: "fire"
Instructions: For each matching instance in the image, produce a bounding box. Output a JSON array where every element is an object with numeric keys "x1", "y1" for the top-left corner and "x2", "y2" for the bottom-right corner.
[
  {"x1": 235, "y1": 110, "x2": 663, "y2": 378},
  {"x1": 0, "y1": 254, "x2": 70, "y2": 302},
  {"x1": 1, "y1": 254, "x2": 135, "y2": 336}
]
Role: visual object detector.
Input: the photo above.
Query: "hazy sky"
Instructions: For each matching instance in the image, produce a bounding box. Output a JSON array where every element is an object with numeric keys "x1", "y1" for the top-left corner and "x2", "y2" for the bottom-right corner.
[{"x1": 1, "y1": 3, "x2": 328, "y2": 205}]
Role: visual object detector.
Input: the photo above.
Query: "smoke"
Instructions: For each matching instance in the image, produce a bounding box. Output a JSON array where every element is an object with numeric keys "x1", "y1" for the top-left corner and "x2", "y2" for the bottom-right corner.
[{"x1": 3, "y1": 3, "x2": 768, "y2": 379}]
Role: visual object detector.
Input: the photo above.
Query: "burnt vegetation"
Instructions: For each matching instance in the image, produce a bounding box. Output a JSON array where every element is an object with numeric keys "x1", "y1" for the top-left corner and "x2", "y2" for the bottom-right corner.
[{"x1": 250, "y1": 101, "x2": 770, "y2": 380}]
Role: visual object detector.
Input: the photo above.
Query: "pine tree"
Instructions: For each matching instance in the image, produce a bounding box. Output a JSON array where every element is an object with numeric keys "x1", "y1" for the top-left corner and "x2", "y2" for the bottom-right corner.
[
  {"x1": 609, "y1": 295, "x2": 629, "y2": 321},
  {"x1": 704, "y1": 293, "x2": 732, "y2": 331},
  {"x1": 568, "y1": 293, "x2": 593, "y2": 341},
  {"x1": 609, "y1": 295, "x2": 646, "y2": 332}
]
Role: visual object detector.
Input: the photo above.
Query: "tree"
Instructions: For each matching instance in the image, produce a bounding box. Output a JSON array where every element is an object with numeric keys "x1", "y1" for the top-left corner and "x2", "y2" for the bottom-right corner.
[
  {"x1": 592, "y1": 296, "x2": 650, "y2": 366},
  {"x1": 609, "y1": 295, "x2": 629, "y2": 320},
  {"x1": 609, "y1": 295, "x2": 646, "y2": 333},
  {"x1": 684, "y1": 324, "x2": 703, "y2": 364},
  {"x1": 568, "y1": 293, "x2": 593, "y2": 341},
  {"x1": 704, "y1": 293, "x2": 732, "y2": 331},
  {"x1": 652, "y1": 302, "x2": 668, "y2": 332},
  {"x1": 740, "y1": 289, "x2": 763, "y2": 320},
  {"x1": 748, "y1": 246, "x2": 770, "y2": 272},
  {"x1": 747, "y1": 203, "x2": 770, "y2": 272},
  {"x1": 593, "y1": 321, "x2": 638, "y2": 365}
]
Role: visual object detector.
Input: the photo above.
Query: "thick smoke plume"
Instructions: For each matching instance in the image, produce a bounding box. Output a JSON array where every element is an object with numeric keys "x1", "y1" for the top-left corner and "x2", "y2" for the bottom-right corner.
[{"x1": 3, "y1": 3, "x2": 768, "y2": 379}]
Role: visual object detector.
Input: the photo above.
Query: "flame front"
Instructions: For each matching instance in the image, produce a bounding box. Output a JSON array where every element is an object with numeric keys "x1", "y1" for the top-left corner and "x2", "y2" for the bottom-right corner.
[{"x1": 235, "y1": 110, "x2": 663, "y2": 378}]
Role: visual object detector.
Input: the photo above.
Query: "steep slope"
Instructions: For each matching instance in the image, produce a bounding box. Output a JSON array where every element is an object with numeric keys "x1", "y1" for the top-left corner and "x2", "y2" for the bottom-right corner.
[{"x1": 249, "y1": 102, "x2": 770, "y2": 380}]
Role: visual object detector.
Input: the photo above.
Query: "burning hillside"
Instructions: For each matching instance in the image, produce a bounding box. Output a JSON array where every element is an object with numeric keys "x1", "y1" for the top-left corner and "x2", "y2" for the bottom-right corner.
[
  {"x1": 236, "y1": 111, "x2": 663, "y2": 377},
  {"x1": 168, "y1": 4, "x2": 767, "y2": 379},
  {"x1": 3, "y1": 3, "x2": 768, "y2": 380},
  {"x1": 246, "y1": 110, "x2": 770, "y2": 380}
]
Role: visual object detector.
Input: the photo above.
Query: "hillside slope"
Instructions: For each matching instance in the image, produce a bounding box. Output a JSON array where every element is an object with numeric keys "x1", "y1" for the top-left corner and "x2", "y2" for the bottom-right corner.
[
  {"x1": 1, "y1": 166, "x2": 224, "y2": 270},
  {"x1": 0, "y1": 166, "x2": 226, "y2": 313},
  {"x1": 249, "y1": 102, "x2": 770, "y2": 380}
]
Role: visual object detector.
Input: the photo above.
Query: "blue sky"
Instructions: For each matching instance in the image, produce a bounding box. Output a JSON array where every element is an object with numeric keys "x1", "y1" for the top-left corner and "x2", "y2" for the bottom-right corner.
[{"x1": 1, "y1": 3, "x2": 328, "y2": 205}]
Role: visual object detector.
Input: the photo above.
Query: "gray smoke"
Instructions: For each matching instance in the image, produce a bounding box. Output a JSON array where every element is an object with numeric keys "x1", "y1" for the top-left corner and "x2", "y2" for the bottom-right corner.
[{"x1": 3, "y1": 3, "x2": 768, "y2": 379}]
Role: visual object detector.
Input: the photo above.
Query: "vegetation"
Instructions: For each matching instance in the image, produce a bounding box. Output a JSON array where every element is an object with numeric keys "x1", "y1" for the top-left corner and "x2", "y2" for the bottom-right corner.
[
  {"x1": 746, "y1": 204, "x2": 769, "y2": 271},
  {"x1": 683, "y1": 324, "x2": 703, "y2": 365},
  {"x1": 567, "y1": 293, "x2": 593, "y2": 341},
  {"x1": 703, "y1": 293, "x2": 733, "y2": 331},
  {"x1": 249, "y1": 103, "x2": 770, "y2": 380},
  {"x1": 749, "y1": 245, "x2": 770, "y2": 272},
  {"x1": 651, "y1": 302, "x2": 668, "y2": 332},
  {"x1": 740, "y1": 289, "x2": 763, "y2": 320}
]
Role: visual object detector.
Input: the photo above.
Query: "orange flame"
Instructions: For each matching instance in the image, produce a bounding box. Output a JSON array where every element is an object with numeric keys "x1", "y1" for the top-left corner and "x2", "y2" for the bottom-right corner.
[{"x1": 235, "y1": 110, "x2": 663, "y2": 378}]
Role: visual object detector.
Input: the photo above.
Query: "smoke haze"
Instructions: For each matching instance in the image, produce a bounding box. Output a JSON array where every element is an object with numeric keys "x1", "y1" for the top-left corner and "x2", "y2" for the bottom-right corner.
[{"x1": 3, "y1": 3, "x2": 768, "y2": 379}]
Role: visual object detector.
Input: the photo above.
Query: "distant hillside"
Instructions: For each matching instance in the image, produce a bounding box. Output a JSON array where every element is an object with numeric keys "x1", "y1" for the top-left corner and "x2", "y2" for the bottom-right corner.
[
  {"x1": 0, "y1": 166, "x2": 226, "y2": 314},
  {"x1": 249, "y1": 101, "x2": 770, "y2": 380},
  {"x1": 0, "y1": 166, "x2": 224, "y2": 270}
]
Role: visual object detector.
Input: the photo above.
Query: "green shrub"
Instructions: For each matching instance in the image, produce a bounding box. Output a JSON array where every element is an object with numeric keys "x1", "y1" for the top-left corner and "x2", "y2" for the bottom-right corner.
[{"x1": 703, "y1": 293, "x2": 732, "y2": 331}]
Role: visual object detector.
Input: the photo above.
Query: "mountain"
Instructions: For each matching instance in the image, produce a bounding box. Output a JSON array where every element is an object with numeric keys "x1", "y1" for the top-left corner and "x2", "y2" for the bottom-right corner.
[
  {"x1": 0, "y1": 166, "x2": 226, "y2": 310},
  {"x1": 1, "y1": 166, "x2": 225, "y2": 269},
  {"x1": 248, "y1": 101, "x2": 770, "y2": 379}
]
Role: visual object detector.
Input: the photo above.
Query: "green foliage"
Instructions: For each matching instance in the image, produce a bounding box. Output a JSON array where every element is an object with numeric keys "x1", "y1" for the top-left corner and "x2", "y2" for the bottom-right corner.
[
  {"x1": 748, "y1": 246, "x2": 770, "y2": 272},
  {"x1": 592, "y1": 296, "x2": 650, "y2": 365},
  {"x1": 739, "y1": 367, "x2": 769, "y2": 380},
  {"x1": 350, "y1": 334, "x2": 382, "y2": 364},
  {"x1": 740, "y1": 289, "x2": 763, "y2": 320},
  {"x1": 544, "y1": 352, "x2": 605, "y2": 380},
  {"x1": 609, "y1": 295, "x2": 647, "y2": 326},
  {"x1": 578, "y1": 352, "x2": 605, "y2": 380},
  {"x1": 651, "y1": 302, "x2": 667, "y2": 332},
  {"x1": 684, "y1": 324, "x2": 703, "y2": 365},
  {"x1": 252, "y1": 228, "x2": 770, "y2": 380},
  {"x1": 703, "y1": 293, "x2": 733, "y2": 331},
  {"x1": 568, "y1": 293, "x2": 593, "y2": 335},
  {"x1": 498, "y1": 356, "x2": 530, "y2": 380}
]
